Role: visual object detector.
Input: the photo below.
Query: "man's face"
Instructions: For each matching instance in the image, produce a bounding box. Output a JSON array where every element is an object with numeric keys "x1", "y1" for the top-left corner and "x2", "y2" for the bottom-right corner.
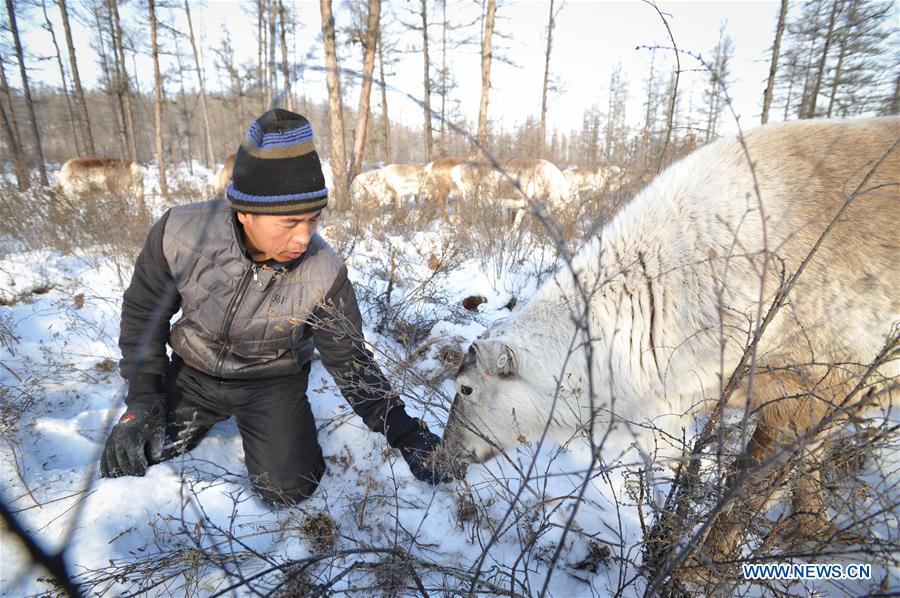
[{"x1": 237, "y1": 210, "x2": 321, "y2": 263}]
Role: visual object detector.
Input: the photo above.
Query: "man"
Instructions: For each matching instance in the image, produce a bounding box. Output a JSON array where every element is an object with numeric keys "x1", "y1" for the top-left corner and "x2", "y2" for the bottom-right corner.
[{"x1": 100, "y1": 109, "x2": 450, "y2": 505}]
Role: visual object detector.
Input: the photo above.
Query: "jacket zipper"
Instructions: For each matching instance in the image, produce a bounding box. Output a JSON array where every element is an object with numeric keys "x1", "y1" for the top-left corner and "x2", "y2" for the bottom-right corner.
[{"x1": 213, "y1": 265, "x2": 257, "y2": 378}]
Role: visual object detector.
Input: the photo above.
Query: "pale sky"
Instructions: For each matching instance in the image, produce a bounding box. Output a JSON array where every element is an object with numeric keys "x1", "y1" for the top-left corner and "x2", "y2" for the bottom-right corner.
[{"x1": 18, "y1": 0, "x2": 781, "y2": 136}]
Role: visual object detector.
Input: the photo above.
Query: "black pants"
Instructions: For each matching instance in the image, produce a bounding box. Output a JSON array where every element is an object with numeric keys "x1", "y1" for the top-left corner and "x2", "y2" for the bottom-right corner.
[{"x1": 160, "y1": 355, "x2": 325, "y2": 506}]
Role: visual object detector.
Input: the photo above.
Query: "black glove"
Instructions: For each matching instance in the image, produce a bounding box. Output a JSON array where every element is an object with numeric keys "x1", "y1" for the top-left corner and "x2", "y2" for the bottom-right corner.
[
  {"x1": 100, "y1": 396, "x2": 166, "y2": 478},
  {"x1": 396, "y1": 422, "x2": 453, "y2": 485}
]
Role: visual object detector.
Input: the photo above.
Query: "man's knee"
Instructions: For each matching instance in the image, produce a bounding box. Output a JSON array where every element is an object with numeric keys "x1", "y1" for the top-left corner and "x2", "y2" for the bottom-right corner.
[{"x1": 251, "y1": 458, "x2": 326, "y2": 506}]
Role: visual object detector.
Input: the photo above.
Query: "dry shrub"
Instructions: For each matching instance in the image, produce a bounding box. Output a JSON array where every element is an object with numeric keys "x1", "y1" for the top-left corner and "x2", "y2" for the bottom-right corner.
[
  {"x1": 319, "y1": 216, "x2": 361, "y2": 263},
  {"x1": 271, "y1": 563, "x2": 314, "y2": 597},
  {"x1": 164, "y1": 176, "x2": 214, "y2": 209},
  {"x1": 455, "y1": 491, "x2": 478, "y2": 526},
  {"x1": 573, "y1": 541, "x2": 612, "y2": 574},
  {"x1": 298, "y1": 511, "x2": 339, "y2": 553},
  {"x1": 348, "y1": 232, "x2": 468, "y2": 355},
  {"x1": 0, "y1": 180, "x2": 151, "y2": 270},
  {"x1": 373, "y1": 550, "x2": 410, "y2": 597}
]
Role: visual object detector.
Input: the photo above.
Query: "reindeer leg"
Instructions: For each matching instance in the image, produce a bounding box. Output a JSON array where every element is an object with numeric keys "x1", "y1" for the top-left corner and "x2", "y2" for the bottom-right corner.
[
  {"x1": 780, "y1": 441, "x2": 835, "y2": 549},
  {"x1": 698, "y1": 421, "x2": 790, "y2": 569},
  {"x1": 701, "y1": 371, "x2": 833, "y2": 568}
]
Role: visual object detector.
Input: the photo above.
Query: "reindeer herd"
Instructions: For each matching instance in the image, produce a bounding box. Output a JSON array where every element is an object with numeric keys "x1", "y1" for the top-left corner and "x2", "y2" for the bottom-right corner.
[{"x1": 55, "y1": 150, "x2": 621, "y2": 218}]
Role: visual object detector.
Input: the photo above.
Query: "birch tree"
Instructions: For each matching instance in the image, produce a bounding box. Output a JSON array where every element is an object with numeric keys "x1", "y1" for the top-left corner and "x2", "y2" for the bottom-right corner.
[
  {"x1": 777, "y1": 0, "x2": 895, "y2": 119},
  {"x1": 213, "y1": 30, "x2": 246, "y2": 130},
  {"x1": 349, "y1": 0, "x2": 380, "y2": 180},
  {"x1": 474, "y1": 0, "x2": 496, "y2": 158},
  {"x1": 5, "y1": 0, "x2": 48, "y2": 185},
  {"x1": 277, "y1": 0, "x2": 292, "y2": 110},
  {"x1": 58, "y1": 0, "x2": 94, "y2": 154},
  {"x1": 824, "y1": 0, "x2": 895, "y2": 117},
  {"x1": 39, "y1": 0, "x2": 79, "y2": 155},
  {"x1": 603, "y1": 63, "x2": 628, "y2": 167},
  {"x1": 0, "y1": 56, "x2": 29, "y2": 189},
  {"x1": 267, "y1": 0, "x2": 277, "y2": 107},
  {"x1": 701, "y1": 23, "x2": 734, "y2": 142},
  {"x1": 257, "y1": 0, "x2": 265, "y2": 111},
  {"x1": 802, "y1": 0, "x2": 842, "y2": 118},
  {"x1": 108, "y1": 0, "x2": 137, "y2": 161},
  {"x1": 87, "y1": 0, "x2": 125, "y2": 155},
  {"x1": 320, "y1": 0, "x2": 349, "y2": 210},
  {"x1": 184, "y1": 0, "x2": 215, "y2": 168},
  {"x1": 538, "y1": 0, "x2": 559, "y2": 158},
  {"x1": 761, "y1": 0, "x2": 789, "y2": 124},
  {"x1": 149, "y1": 0, "x2": 167, "y2": 196},
  {"x1": 173, "y1": 36, "x2": 195, "y2": 173},
  {"x1": 419, "y1": 0, "x2": 433, "y2": 161},
  {"x1": 377, "y1": 21, "x2": 391, "y2": 162}
]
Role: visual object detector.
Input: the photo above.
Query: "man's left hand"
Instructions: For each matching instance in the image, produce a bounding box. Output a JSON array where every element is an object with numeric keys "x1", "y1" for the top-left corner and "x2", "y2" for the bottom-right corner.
[{"x1": 396, "y1": 424, "x2": 453, "y2": 485}]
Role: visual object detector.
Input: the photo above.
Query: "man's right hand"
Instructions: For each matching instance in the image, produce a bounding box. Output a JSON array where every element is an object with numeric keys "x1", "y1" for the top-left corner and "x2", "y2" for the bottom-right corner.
[{"x1": 100, "y1": 398, "x2": 166, "y2": 478}]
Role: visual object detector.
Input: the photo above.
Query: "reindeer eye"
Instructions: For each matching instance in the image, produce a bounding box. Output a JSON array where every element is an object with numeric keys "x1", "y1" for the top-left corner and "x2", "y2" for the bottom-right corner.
[{"x1": 460, "y1": 385, "x2": 473, "y2": 396}]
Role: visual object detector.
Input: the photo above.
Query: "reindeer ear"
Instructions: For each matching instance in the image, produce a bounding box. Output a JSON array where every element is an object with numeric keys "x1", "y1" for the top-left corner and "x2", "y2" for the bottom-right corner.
[
  {"x1": 495, "y1": 347, "x2": 516, "y2": 376},
  {"x1": 473, "y1": 339, "x2": 518, "y2": 377}
]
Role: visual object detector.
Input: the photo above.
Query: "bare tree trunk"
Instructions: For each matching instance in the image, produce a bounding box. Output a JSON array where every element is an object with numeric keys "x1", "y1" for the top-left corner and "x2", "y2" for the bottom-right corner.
[
  {"x1": 277, "y1": 0, "x2": 293, "y2": 110},
  {"x1": 538, "y1": 0, "x2": 556, "y2": 158},
  {"x1": 214, "y1": 32, "x2": 246, "y2": 135},
  {"x1": 184, "y1": 0, "x2": 215, "y2": 169},
  {"x1": 826, "y1": 0, "x2": 855, "y2": 117},
  {"x1": 268, "y1": 0, "x2": 277, "y2": 107},
  {"x1": 0, "y1": 60, "x2": 29, "y2": 190},
  {"x1": 320, "y1": 0, "x2": 349, "y2": 210},
  {"x1": 783, "y1": 58, "x2": 796, "y2": 121},
  {"x1": 796, "y1": 3, "x2": 822, "y2": 119},
  {"x1": 58, "y1": 0, "x2": 95, "y2": 154},
  {"x1": 603, "y1": 66, "x2": 618, "y2": 165},
  {"x1": 0, "y1": 56, "x2": 23, "y2": 154},
  {"x1": 805, "y1": 0, "x2": 841, "y2": 118},
  {"x1": 474, "y1": 0, "x2": 496, "y2": 158},
  {"x1": 130, "y1": 52, "x2": 150, "y2": 154},
  {"x1": 420, "y1": 0, "x2": 433, "y2": 162},
  {"x1": 175, "y1": 43, "x2": 194, "y2": 174},
  {"x1": 825, "y1": 38, "x2": 847, "y2": 118},
  {"x1": 6, "y1": 0, "x2": 48, "y2": 185},
  {"x1": 257, "y1": 0, "x2": 265, "y2": 111},
  {"x1": 149, "y1": 0, "x2": 168, "y2": 196},
  {"x1": 350, "y1": 0, "x2": 380, "y2": 180},
  {"x1": 761, "y1": 0, "x2": 789, "y2": 124},
  {"x1": 644, "y1": 49, "x2": 658, "y2": 144},
  {"x1": 378, "y1": 25, "x2": 391, "y2": 163},
  {"x1": 439, "y1": 0, "x2": 447, "y2": 155},
  {"x1": 92, "y1": 2, "x2": 126, "y2": 156},
  {"x1": 40, "y1": 0, "x2": 80, "y2": 156},
  {"x1": 110, "y1": 0, "x2": 138, "y2": 162}
]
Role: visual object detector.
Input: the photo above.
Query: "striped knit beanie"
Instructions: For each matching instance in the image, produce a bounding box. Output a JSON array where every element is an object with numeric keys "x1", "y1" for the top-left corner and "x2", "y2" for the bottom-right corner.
[{"x1": 227, "y1": 109, "x2": 328, "y2": 215}]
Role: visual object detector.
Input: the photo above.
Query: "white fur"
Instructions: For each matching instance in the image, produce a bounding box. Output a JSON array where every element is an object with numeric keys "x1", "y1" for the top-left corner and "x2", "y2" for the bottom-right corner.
[
  {"x1": 451, "y1": 159, "x2": 571, "y2": 209},
  {"x1": 446, "y1": 117, "x2": 899, "y2": 463},
  {"x1": 350, "y1": 164, "x2": 428, "y2": 208}
]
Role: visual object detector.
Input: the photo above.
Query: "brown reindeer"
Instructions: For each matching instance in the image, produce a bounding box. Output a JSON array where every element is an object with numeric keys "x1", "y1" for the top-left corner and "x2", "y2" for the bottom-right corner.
[{"x1": 57, "y1": 157, "x2": 145, "y2": 200}]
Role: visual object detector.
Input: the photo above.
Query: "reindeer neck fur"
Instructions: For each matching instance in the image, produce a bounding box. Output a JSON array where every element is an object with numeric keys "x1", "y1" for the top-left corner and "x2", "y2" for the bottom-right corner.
[{"x1": 509, "y1": 137, "x2": 781, "y2": 431}]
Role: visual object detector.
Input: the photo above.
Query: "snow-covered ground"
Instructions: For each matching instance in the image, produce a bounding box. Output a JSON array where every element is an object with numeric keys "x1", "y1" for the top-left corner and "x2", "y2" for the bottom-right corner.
[{"x1": 1, "y1": 171, "x2": 896, "y2": 596}]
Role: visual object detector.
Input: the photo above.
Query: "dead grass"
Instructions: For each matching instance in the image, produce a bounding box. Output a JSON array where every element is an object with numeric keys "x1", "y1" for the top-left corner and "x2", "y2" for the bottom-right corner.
[{"x1": 297, "y1": 510, "x2": 339, "y2": 553}]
